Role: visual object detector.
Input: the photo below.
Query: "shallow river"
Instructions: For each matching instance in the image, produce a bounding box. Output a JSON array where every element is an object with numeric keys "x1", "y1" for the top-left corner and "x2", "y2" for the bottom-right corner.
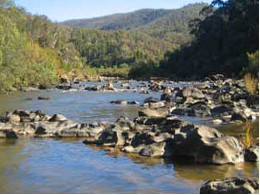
[{"x1": 0, "y1": 82, "x2": 258, "y2": 194}]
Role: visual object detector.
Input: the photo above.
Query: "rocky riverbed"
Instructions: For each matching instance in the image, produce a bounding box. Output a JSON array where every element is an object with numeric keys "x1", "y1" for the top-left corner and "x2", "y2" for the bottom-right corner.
[{"x1": 0, "y1": 75, "x2": 259, "y2": 193}]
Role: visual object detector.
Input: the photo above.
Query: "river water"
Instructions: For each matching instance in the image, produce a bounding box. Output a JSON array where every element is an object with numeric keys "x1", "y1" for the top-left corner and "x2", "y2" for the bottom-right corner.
[{"x1": 0, "y1": 82, "x2": 258, "y2": 194}]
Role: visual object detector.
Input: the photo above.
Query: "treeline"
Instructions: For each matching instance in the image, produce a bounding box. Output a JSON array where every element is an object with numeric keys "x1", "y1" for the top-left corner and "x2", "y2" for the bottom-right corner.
[
  {"x1": 0, "y1": 0, "x2": 175, "y2": 92},
  {"x1": 160, "y1": 0, "x2": 259, "y2": 79}
]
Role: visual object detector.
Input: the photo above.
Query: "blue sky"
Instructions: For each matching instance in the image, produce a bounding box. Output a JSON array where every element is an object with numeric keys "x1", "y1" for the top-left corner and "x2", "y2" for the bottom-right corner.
[{"x1": 15, "y1": 0, "x2": 213, "y2": 22}]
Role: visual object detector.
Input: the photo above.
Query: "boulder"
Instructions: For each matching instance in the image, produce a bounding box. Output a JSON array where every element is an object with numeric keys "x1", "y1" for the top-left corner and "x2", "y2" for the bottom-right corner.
[
  {"x1": 200, "y1": 177, "x2": 259, "y2": 194},
  {"x1": 173, "y1": 125, "x2": 244, "y2": 164},
  {"x1": 182, "y1": 87, "x2": 205, "y2": 99}
]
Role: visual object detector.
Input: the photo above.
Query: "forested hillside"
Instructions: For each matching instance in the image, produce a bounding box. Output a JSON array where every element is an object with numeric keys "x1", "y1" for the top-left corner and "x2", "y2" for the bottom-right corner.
[
  {"x1": 160, "y1": 0, "x2": 259, "y2": 79},
  {"x1": 61, "y1": 3, "x2": 207, "y2": 46},
  {"x1": 61, "y1": 9, "x2": 171, "y2": 30},
  {"x1": 0, "y1": 0, "x2": 176, "y2": 92}
]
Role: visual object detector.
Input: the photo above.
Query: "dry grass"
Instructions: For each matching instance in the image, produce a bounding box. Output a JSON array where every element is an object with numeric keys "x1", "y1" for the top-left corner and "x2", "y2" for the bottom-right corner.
[
  {"x1": 244, "y1": 73, "x2": 258, "y2": 94},
  {"x1": 243, "y1": 123, "x2": 252, "y2": 149}
]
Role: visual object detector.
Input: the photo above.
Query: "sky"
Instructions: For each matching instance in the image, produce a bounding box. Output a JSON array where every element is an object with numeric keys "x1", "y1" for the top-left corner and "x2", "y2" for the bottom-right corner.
[{"x1": 15, "y1": 0, "x2": 213, "y2": 22}]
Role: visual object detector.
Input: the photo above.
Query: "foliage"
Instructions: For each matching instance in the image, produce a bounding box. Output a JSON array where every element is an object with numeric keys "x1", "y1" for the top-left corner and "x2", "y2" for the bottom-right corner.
[
  {"x1": 244, "y1": 73, "x2": 258, "y2": 95},
  {"x1": 160, "y1": 0, "x2": 259, "y2": 79},
  {"x1": 61, "y1": 3, "x2": 207, "y2": 47}
]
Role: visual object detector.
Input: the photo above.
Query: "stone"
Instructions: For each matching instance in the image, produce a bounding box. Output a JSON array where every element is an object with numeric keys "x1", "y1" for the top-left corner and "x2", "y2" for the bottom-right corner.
[
  {"x1": 38, "y1": 96, "x2": 51, "y2": 100},
  {"x1": 0, "y1": 129, "x2": 18, "y2": 139},
  {"x1": 200, "y1": 177, "x2": 259, "y2": 194},
  {"x1": 245, "y1": 145, "x2": 259, "y2": 162},
  {"x1": 139, "y1": 108, "x2": 169, "y2": 118},
  {"x1": 144, "y1": 97, "x2": 160, "y2": 103},
  {"x1": 49, "y1": 114, "x2": 68, "y2": 122},
  {"x1": 231, "y1": 112, "x2": 248, "y2": 122},
  {"x1": 182, "y1": 87, "x2": 205, "y2": 99}
]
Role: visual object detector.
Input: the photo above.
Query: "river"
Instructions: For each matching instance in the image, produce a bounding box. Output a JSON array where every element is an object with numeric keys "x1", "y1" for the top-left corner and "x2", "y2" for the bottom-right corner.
[{"x1": 0, "y1": 81, "x2": 258, "y2": 193}]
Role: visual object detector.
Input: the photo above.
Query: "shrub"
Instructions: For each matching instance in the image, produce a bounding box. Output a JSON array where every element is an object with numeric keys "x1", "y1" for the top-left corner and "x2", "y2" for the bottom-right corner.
[{"x1": 244, "y1": 73, "x2": 258, "y2": 94}]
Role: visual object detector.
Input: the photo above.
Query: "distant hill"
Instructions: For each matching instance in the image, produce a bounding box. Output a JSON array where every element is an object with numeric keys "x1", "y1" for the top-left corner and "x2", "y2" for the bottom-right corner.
[
  {"x1": 61, "y1": 9, "x2": 171, "y2": 30},
  {"x1": 61, "y1": 3, "x2": 207, "y2": 46}
]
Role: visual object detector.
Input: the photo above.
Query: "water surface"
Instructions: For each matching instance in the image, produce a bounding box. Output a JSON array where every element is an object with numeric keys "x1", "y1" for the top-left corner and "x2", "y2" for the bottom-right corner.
[{"x1": 0, "y1": 82, "x2": 258, "y2": 194}]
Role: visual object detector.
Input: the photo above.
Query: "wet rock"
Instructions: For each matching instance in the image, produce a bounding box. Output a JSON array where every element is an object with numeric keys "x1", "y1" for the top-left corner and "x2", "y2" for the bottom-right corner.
[
  {"x1": 245, "y1": 145, "x2": 259, "y2": 162},
  {"x1": 200, "y1": 177, "x2": 259, "y2": 194}
]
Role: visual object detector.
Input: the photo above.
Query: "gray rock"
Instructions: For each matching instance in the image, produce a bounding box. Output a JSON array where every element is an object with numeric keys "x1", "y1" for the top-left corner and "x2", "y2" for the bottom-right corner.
[
  {"x1": 200, "y1": 177, "x2": 259, "y2": 194},
  {"x1": 182, "y1": 87, "x2": 205, "y2": 99}
]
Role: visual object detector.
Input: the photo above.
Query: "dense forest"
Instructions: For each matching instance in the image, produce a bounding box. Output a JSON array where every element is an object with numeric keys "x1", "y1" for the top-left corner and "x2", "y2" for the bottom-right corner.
[
  {"x1": 0, "y1": 0, "x2": 258, "y2": 92},
  {"x1": 161, "y1": 0, "x2": 259, "y2": 79},
  {"x1": 61, "y1": 4, "x2": 207, "y2": 46}
]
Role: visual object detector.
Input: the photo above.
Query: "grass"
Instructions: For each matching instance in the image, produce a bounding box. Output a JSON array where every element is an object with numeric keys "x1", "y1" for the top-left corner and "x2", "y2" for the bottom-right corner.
[
  {"x1": 243, "y1": 122, "x2": 252, "y2": 149},
  {"x1": 244, "y1": 73, "x2": 258, "y2": 94}
]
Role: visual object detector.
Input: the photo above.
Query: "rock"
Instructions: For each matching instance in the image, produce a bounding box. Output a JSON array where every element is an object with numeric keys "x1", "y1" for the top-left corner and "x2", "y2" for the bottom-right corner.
[
  {"x1": 38, "y1": 84, "x2": 48, "y2": 90},
  {"x1": 231, "y1": 112, "x2": 248, "y2": 122},
  {"x1": 144, "y1": 97, "x2": 160, "y2": 103},
  {"x1": 212, "y1": 119, "x2": 223, "y2": 125},
  {"x1": 195, "y1": 136, "x2": 244, "y2": 164},
  {"x1": 245, "y1": 145, "x2": 259, "y2": 162},
  {"x1": 56, "y1": 84, "x2": 72, "y2": 90},
  {"x1": 104, "y1": 83, "x2": 115, "y2": 91},
  {"x1": 60, "y1": 75, "x2": 69, "y2": 84},
  {"x1": 49, "y1": 114, "x2": 68, "y2": 122},
  {"x1": 110, "y1": 100, "x2": 128, "y2": 105},
  {"x1": 173, "y1": 125, "x2": 244, "y2": 164},
  {"x1": 200, "y1": 177, "x2": 259, "y2": 194},
  {"x1": 85, "y1": 85, "x2": 101, "y2": 91},
  {"x1": 38, "y1": 96, "x2": 51, "y2": 100},
  {"x1": 209, "y1": 74, "x2": 225, "y2": 81},
  {"x1": 182, "y1": 87, "x2": 205, "y2": 99},
  {"x1": 139, "y1": 108, "x2": 169, "y2": 118},
  {"x1": 144, "y1": 101, "x2": 166, "y2": 109},
  {"x1": 161, "y1": 93, "x2": 173, "y2": 102},
  {"x1": 6, "y1": 114, "x2": 20, "y2": 123},
  {"x1": 115, "y1": 117, "x2": 135, "y2": 131},
  {"x1": 0, "y1": 129, "x2": 18, "y2": 139},
  {"x1": 128, "y1": 101, "x2": 139, "y2": 105},
  {"x1": 211, "y1": 105, "x2": 233, "y2": 116}
]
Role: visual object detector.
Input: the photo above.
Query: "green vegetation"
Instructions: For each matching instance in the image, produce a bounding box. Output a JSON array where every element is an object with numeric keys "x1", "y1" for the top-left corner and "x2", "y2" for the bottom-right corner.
[
  {"x1": 61, "y1": 4, "x2": 207, "y2": 46},
  {"x1": 160, "y1": 0, "x2": 259, "y2": 79},
  {"x1": 0, "y1": 0, "x2": 258, "y2": 92}
]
